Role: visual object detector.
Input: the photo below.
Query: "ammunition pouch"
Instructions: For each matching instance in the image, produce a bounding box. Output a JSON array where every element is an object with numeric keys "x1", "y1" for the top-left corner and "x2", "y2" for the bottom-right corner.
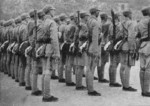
[
  {"x1": 36, "y1": 44, "x2": 46, "y2": 58},
  {"x1": 19, "y1": 41, "x2": 30, "y2": 55}
]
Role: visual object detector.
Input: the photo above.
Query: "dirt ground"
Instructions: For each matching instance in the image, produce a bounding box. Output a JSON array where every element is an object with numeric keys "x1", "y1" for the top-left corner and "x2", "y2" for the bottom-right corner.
[{"x1": 0, "y1": 61, "x2": 150, "y2": 106}]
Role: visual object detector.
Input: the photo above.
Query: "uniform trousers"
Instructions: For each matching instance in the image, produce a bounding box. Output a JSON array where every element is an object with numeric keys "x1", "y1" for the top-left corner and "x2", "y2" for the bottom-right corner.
[{"x1": 139, "y1": 54, "x2": 150, "y2": 93}]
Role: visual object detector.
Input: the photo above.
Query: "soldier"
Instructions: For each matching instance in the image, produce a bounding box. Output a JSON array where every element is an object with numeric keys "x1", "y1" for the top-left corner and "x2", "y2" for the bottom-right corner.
[
  {"x1": 73, "y1": 11, "x2": 89, "y2": 90},
  {"x1": 107, "y1": 12, "x2": 122, "y2": 87},
  {"x1": 25, "y1": 10, "x2": 42, "y2": 95},
  {"x1": 58, "y1": 13, "x2": 67, "y2": 83},
  {"x1": 136, "y1": 6, "x2": 150, "y2": 96},
  {"x1": 13, "y1": 17, "x2": 22, "y2": 82},
  {"x1": 64, "y1": 13, "x2": 78, "y2": 86},
  {"x1": 86, "y1": 7, "x2": 101, "y2": 96},
  {"x1": 6, "y1": 19, "x2": 15, "y2": 78},
  {"x1": 41, "y1": 5, "x2": 60, "y2": 102},
  {"x1": 119, "y1": 9, "x2": 137, "y2": 91},
  {"x1": 17, "y1": 14, "x2": 30, "y2": 86},
  {"x1": 97, "y1": 12, "x2": 110, "y2": 83}
]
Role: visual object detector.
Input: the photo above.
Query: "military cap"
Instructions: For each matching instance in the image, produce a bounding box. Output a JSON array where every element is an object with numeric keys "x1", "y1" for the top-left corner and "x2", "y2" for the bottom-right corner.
[
  {"x1": 123, "y1": 9, "x2": 132, "y2": 17},
  {"x1": 100, "y1": 12, "x2": 108, "y2": 20},
  {"x1": 21, "y1": 13, "x2": 29, "y2": 20},
  {"x1": 38, "y1": 10, "x2": 45, "y2": 18},
  {"x1": 15, "y1": 17, "x2": 22, "y2": 24},
  {"x1": 53, "y1": 16, "x2": 60, "y2": 22},
  {"x1": 59, "y1": 13, "x2": 67, "y2": 21},
  {"x1": 80, "y1": 11, "x2": 89, "y2": 18},
  {"x1": 113, "y1": 12, "x2": 121, "y2": 20},
  {"x1": 141, "y1": 6, "x2": 150, "y2": 16},
  {"x1": 69, "y1": 13, "x2": 77, "y2": 20},
  {"x1": 43, "y1": 5, "x2": 55, "y2": 14},
  {"x1": 89, "y1": 7, "x2": 100, "y2": 14},
  {"x1": 29, "y1": 10, "x2": 35, "y2": 18}
]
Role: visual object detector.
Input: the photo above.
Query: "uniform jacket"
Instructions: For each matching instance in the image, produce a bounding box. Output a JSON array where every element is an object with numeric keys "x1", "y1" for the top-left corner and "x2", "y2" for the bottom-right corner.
[
  {"x1": 121, "y1": 19, "x2": 137, "y2": 51},
  {"x1": 136, "y1": 17, "x2": 150, "y2": 55},
  {"x1": 87, "y1": 15, "x2": 101, "y2": 57},
  {"x1": 43, "y1": 15, "x2": 60, "y2": 58}
]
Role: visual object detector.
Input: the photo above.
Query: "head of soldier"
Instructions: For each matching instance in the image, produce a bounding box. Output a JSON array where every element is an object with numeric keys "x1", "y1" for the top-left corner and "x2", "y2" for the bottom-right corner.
[
  {"x1": 29, "y1": 10, "x2": 36, "y2": 20},
  {"x1": 113, "y1": 12, "x2": 121, "y2": 25},
  {"x1": 123, "y1": 9, "x2": 132, "y2": 20},
  {"x1": 69, "y1": 13, "x2": 78, "y2": 24},
  {"x1": 59, "y1": 13, "x2": 67, "y2": 23},
  {"x1": 141, "y1": 6, "x2": 150, "y2": 17},
  {"x1": 89, "y1": 7, "x2": 100, "y2": 18},
  {"x1": 80, "y1": 11, "x2": 89, "y2": 22},
  {"x1": 54, "y1": 16, "x2": 60, "y2": 25},
  {"x1": 15, "y1": 17, "x2": 22, "y2": 25},
  {"x1": 38, "y1": 10, "x2": 45, "y2": 20},
  {"x1": 21, "y1": 13, "x2": 30, "y2": 22},
  {"x1": 43, "y1": 5, "x2": 56, "y2": 18},
  {"x1": 100, "y1": 12, "x2": 108, "y2": 24}
]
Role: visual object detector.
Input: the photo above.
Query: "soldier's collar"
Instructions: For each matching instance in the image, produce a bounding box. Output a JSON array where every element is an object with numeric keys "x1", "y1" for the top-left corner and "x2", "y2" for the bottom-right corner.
[
  {"x1": 90, "y1": 15, "x2": 97, "y2": 20},
  {"x1": 45, "y1": 15, "x2": 52, "y2": 20}
]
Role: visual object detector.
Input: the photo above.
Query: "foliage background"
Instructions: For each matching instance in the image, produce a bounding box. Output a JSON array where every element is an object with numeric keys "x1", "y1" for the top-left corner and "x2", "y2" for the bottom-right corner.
[{"x1": 0, "y1": 0, "x2": 150, "y2": 20}]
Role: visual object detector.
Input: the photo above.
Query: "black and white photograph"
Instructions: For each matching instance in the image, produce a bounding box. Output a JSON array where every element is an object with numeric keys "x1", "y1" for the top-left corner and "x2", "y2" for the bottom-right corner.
[{"x1": 0, "y1": 0, "x2": 150, "y2": 106}]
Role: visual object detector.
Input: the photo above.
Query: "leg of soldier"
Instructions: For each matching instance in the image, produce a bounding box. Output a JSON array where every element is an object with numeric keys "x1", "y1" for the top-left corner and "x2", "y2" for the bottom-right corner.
[
  {"x1": 1, "y1": 54, "x2": 4, "y2": 72},
  {"x1": 65, "y1": 55, "x2": 75, "y2": 86},
  {"x1": 75, "y1": 65, "x2": 85, "y2": 89},
  {"x1": 51, "y1": 59, "x2": 58, "y2": 80},
  {"x1": 97, "y1": 48, "x2": 109, "y2": 82},
  {"x1": 25, "y1": 56, "x2": 32, "y2": 90},
  {"x1": 10, "y1": 54, "x2": 15, "y2": 77},
  {"x1": 58, "y1": 54, "x2": 65, "y2": 82},
  {"x1": 42, "y1": 57, "x2": 58, "y2": 102},
  {"x1": 139, "y1": 54, "x2": 145, "y2": 93},
  {"x1": 4, "y1": 53, "x2": 8, "y2": 74},
  {"x1": 142, "y1": 55, "x2": 150, "y2": 94},
  {"x1": 31, "y1": 58, "x2": 42, "y2": 96},
  {"x1": 19, "y1": 56, "x2": 26, "y2": 86},
  {"x1": 14, "y1": 55, "x2": 19, "y2": 82},
  {"x1": 120, "y1": 64, "x2": 126, "y2": 87},
  {"x1": 109, "y1": 52, "x2": 121, "y2": 87},
  {"x1": 86, "y1": 56, "x2": 101, "y2": 96}
]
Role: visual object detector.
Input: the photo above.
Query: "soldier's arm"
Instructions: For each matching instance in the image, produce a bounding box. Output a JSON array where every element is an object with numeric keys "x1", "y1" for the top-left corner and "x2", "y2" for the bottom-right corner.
[
  {"x1": 50, "y1": 21, "x2": 60, "y2": 58},
  {"x1": 108, "y1": 24, "x2": 113, "y2": 42},
  {"x1": 91, "y1": 20, "x2": 99, "y2": 55}
]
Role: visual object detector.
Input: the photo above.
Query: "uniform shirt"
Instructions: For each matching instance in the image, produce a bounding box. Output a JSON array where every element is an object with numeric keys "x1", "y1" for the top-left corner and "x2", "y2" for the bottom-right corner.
[
  {"x1": 108, "y1": 22, "x2": 123, "y2": 43},
  {"x1": 101, "y1": 21, "x2": 111, "y2": 47},
  {"x1": 59, "y1": 22, "x2": 67, "y2": 44},
  {"x1": 122, "y1": 19, "x2": 137, "y2": 51},
  {"x1": 43, "y1": 15, "x2": 60, "y2": 58},
  {"x1": 87, "y1": 15, "x2": 101, "y2": 57},
  {"x1": 136, "y1": 16, "x2": 150, "y2": 55},
  {"x1": 19, "y1": 21, "x2": 28, "y2": 43},
  {"x1": 64, "y1": 22, "x2": 77, "y2": 43}
]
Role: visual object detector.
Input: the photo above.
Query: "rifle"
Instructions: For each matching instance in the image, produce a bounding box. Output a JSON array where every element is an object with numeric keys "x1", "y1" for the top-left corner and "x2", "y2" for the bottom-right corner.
[
  {"x1": 111, "y1": 9, "x2": 116, "y2": 43},
  {"x1": 73, "y1": 11, "x2": 80, "y2": 56}
]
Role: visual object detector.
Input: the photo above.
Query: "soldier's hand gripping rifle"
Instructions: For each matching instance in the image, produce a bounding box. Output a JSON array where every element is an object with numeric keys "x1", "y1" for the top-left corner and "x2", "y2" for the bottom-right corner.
[
  {"x1": 104, "y1": 9, "x2": 116, "y2": 51},
  {"x1": 70, "y1": 11, "x2": 80, "y2": 56}
]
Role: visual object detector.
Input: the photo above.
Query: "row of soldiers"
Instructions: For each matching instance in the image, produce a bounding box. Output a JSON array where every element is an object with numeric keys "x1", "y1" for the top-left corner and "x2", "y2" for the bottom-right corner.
[{"x1": 1, "y1": 5, "x2": 150, "y2": 102}]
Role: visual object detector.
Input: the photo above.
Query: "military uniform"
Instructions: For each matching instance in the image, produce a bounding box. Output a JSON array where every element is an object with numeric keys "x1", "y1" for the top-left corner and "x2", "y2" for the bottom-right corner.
[
  {"x1": 74, "y1": 12, "x2": 89, "y2": 90},
  {"x1": 136, "y1": 7, "x2": 150, "y2": 96},
  {"x1": 120, "y1": 10, "x2": 137, "y2": 91},
  {"x1": 86, "y1": 7, "x2": 101, "y2": 96},
  {"x1": 41, "y1": 5, "x2": 60, "y2": 102},
  {"x1": 97, "y1": 13, "x2": 110, "y2": 83},
  {"x1": 13, "y1": 17, "x2": 22, "y2": 82},
  {"x1": 26, "y1": 10, "x2": 42, "y2": 95},
  {"x1": 108, "y1": 13, "x2": 122, "y2": 87},
  {"x1": 58, "y1": 14, "x2": 67, "y2": 82}
]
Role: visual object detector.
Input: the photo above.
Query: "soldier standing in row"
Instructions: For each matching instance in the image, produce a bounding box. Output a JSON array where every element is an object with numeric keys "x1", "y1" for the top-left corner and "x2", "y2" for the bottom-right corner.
[
  {"x1": 97, "y1": 12, "x2": 110, "y2": 83},
  {"x1": 42, "y1": 5, "x2": 60, "y2": 102},
  {"x1": 74, "y1": 11, "x2": 89, "y2": 90},
  {"x1": 120, "y1": 10, "x2": 137, "y2": 91},
  {"x1": 86, "y1": 7, "x2": 101, "y2": 96},
  {"x1": 58, "y1": 13, "x2": 67, "y2": 83},
  {"x1": 136, "y1": 6, "x2": 150, "y2": 97},
  {"x1": 108, "y1": 12, "x2": 122, "y2": 87}
]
